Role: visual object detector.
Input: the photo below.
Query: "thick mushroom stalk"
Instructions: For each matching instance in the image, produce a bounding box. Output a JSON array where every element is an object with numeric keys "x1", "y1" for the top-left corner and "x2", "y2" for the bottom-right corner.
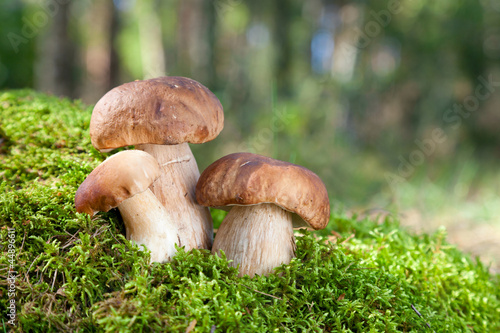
[
  {"x1": 116, "y1": 189, "x2": 179, "y2": 263},
  {"x1": 74, "y1": 150, "x2": 180, "y2": 263},
  {"x1": 136, "y1": 143, "x2": 212, "y2": 250},
  {"x1": 212, "y1": 204, "x2": 296, "y2": 277}
]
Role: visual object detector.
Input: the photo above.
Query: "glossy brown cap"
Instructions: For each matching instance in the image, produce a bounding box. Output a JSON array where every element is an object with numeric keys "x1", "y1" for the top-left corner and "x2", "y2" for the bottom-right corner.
[
  {"x1": 195, "y1": 153, "x2": 330, "y2": 230},
  {"x1": 90, "y1": 76, "x2": 224, "y2": 151},
  {"x1": 75, "y1": 150, "x2": 161, "y2": 216}
]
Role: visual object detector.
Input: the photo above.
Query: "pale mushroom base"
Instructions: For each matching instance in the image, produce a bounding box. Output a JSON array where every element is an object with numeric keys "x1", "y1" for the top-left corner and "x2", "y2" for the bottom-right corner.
[
  {"x1": 137, "y1": 143, "x2": 213, "y2": 251},
  {"x1": 212, "y1": 203, "x2": 296, "y2": 277},
  {"x1": 118, "y1": 188, "x2": 179, "y2": 263}
]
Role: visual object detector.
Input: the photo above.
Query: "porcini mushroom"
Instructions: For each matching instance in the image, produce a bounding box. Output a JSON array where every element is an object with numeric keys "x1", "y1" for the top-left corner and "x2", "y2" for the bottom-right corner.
[
  {"x1": 195, "y1": 152, "x2": 330, "y2": 277},
  {"x1": 89, "y1": 76, "x2": 224, "y2": 251},
  {"x1": 75, "y1": 150, "x2": 179, "y2": 263}
]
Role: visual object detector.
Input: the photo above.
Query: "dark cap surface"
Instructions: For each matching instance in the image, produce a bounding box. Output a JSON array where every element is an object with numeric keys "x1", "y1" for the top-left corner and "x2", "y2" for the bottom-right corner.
[
  {"x1": 196, "y1": 153, "x2": 330, "y2": 230},
  {"x1": 90, "y1": 76, "x2": 224, "y2": 150}
]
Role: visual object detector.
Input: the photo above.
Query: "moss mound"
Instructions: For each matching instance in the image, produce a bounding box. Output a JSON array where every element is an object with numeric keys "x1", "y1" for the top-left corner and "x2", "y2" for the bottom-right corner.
[{"x1": 1, "y1": 90, "x2": 499, "y2": 332}]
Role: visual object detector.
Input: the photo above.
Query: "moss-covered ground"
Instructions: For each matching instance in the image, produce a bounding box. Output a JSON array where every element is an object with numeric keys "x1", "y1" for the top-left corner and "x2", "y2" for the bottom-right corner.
[{"x1": 1, "y1": 90, "x2": 499, "y2": 332}]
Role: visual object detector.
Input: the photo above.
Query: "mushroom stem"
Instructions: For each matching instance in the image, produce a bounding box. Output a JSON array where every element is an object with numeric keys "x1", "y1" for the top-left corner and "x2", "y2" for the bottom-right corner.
[
  {"x1": 117, "y1": 188, "x2": 179, "y2": 263},
  {"x1": 136, "y1": 143, "x2": 213, "y2": 251},
  {"x1": 212, "y1": 203, "x2": 296, "y2": 277}
]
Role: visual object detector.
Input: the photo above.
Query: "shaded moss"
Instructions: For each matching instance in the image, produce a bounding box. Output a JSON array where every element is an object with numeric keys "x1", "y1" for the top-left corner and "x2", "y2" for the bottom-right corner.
[{"x1": 0, "y1": 90, "x2": 499, "y2": 332}]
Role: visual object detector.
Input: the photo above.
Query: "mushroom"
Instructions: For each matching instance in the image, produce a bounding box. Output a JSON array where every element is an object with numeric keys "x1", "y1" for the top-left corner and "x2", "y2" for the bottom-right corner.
[
  {"x1": 75, "y1": 150, "x2": 179, "y2": 263},
  {"x1": 89, "y1": 76, "x2": 224, "y2": 251},
  {"x1": 195, "y1": 152, "x2": 330, "y2": 277}
]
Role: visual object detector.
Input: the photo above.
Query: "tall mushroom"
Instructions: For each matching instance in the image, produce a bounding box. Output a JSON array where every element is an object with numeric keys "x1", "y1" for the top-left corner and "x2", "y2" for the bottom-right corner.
[
  {"x1": 75, "y1": 150, "x2": 179, "y2": 263},
  {"x1": 89, "y1": 76, "x2": 224, "y2": 251},
  {"x1": 195, "y1": 152, "x2": 330, "y2": 277}
]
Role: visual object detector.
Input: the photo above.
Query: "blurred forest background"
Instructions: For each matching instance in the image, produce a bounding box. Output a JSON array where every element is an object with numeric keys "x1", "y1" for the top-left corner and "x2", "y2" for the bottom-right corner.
[{"x1": 1, "y1": 0, "x2": 499, "y2": 271}]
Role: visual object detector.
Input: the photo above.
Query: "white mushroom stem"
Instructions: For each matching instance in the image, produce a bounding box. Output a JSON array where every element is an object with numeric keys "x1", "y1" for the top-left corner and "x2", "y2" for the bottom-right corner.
[
  {"x1": 212, "y1": 203, "x2": 296, "y2": 277},
  {"x1": 136, "y1": 143, "x2": 213, "y2": 251},
  {"x1": 117, "y1": 188, "x2": 179, "y2": 263}
]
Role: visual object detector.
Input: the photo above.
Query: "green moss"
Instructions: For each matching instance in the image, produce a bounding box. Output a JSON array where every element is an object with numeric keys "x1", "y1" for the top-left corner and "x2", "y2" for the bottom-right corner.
[{"x1": 1, "y1": 90, "x2": 499, "y2": 332}]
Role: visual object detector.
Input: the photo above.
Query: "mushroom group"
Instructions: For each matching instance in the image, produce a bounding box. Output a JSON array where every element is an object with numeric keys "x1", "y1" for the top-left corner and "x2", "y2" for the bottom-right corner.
[
  {"x1": 88, "y1": 76, "x2": 223, "y2": 252},
  {"x1": 75, "y1": 76, "x2": 331, "y2": 275}
]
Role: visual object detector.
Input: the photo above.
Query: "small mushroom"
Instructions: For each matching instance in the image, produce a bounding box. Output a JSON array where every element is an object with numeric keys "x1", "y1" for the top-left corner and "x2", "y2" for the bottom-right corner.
[
  {"x1": 75, "y1": 150, "x2": 179, "y2": 263},
  {"x1": 196, "y1": 152, "x2": 330, "y2": 277},
  {"x1": 89, "y1": 76, "x2": 224, "y2": 251}
]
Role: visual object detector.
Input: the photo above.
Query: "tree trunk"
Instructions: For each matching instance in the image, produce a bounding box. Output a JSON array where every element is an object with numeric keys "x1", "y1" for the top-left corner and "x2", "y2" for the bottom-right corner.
[
  {"x1": 35, "y1": 1, "x2": 76, "y2": 98},
  {"x1": 80, "y1": 0, "x2": 120, "y2": 104}
]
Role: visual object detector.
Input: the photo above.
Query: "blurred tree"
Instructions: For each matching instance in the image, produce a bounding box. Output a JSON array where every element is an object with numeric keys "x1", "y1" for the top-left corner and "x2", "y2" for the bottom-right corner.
[
  {"x1": 273, "y1": 0, "x2": 293, "y2": 96},
  {"x1": 175, "y1": 0, "x2": 218, "y2": 85},
  {"x1": 138, "y1": 0, "x2": 166, "y2": 79},
  {"x1": 35, "y1": 0, "x2": 77, "y2": 97},
  {"x1": 0, "y1": 1, "x2": 36, "y2": 90},
  {"x1": 78, "y1": 0, "x2": 120, "y2": 103},
  {"x1": 80, "y1": 0, "x2": 120, "y2": 103}
]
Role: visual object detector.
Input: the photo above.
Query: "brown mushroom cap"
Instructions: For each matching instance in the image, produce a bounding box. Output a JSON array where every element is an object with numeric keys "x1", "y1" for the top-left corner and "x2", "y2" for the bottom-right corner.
[
  {"x1": 90, "y1": 76, "x2": 224, "y2": 151},
  {"x1": 75, "y1": 150, "x2": 161, "y2": 216},
  {"x1": 195, "y1": 153, "x2": 330, "y2": 230}
]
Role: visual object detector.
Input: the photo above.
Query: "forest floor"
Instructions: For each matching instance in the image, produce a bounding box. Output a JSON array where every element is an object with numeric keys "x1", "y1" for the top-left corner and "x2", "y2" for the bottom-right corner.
[
  {"x1": 400, "y1": 209, "x2": 500, "y2": 275},
  {"x1": 381, "y1": 162, "x2": 499, "y2": 274},
  {"x1": 350, "y1": 208, "x2": 500, "y2": 274}
]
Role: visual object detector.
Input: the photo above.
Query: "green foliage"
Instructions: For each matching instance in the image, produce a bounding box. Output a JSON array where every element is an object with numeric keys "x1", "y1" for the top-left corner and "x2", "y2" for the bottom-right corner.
[{"x1": 1, "y1": 90, "x2": 499, "y2": 332}]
